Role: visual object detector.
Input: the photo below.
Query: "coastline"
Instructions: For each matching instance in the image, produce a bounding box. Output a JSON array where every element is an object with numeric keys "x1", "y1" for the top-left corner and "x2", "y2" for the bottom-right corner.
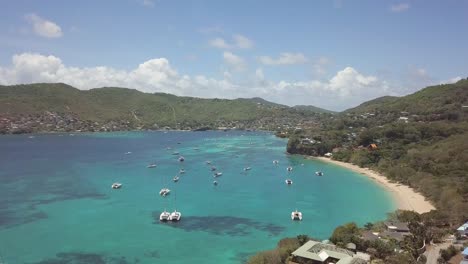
[{"x1": 312, "y1": 156, "x2": 435, "y2": 214}]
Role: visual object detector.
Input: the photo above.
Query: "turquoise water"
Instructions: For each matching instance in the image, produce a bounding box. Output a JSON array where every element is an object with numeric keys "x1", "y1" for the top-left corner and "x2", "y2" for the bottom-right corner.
[{"x1": 0, "y1": 131, "x2": 395, "y2": 264}]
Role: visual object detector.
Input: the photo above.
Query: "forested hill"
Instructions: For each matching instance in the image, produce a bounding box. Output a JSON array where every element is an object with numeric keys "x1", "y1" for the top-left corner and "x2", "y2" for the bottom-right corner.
[
  {"x1": 0, "y1": 83, "x2": 331, "y2": 133},
  {"x1": 286, "y1": 78, "x2": 468, "y2": 224},
  {"x1": 345, "y1": 79, "x2": 468, "y2": 118}
]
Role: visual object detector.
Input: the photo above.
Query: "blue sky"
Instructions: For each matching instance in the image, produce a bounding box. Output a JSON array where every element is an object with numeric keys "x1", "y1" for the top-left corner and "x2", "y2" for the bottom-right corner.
[{"x1": 0, "y1": 0, "x2": 467, "y2": 110}]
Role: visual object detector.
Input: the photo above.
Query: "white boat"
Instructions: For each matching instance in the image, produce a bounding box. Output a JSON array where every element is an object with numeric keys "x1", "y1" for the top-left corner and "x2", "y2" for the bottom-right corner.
[
  {"x1": 147, "y1": 164, "x2": 157, "y2": 168},
  {"x1": 213, "y1": 172, "x2": 223, "y2": 177},
  {"x1": 273, "y1": 160, "x2": 279, "y2": 165},
  {"x1": 160, "y1": 210, "x2": 170, "y2": 221},
  {"x1": 244, "y1": 167, "x2": 251, "y2": 171},
  {"x1": 315, "y1": 171, "x2": 323, "y2": 176},
  {"x1": 285, "y1": 179, "x2": 293, "y2": 185},
  {"x1": 291, "y1": 210, "x2": 302, "y2": 221},
  {"x1": 287, "y1": 166, "x2": 293, "y2": 172},
  {"x1": 169, "y1": 210, "x2": 181, "y2": 221},
  {"x1": 179, "y1": 169, "x2": 185, "y2": 174},
  {"x1": 125, "y1": 151, "x2": 132, "y2": 155},
  {"x1": 159, "y1": 188, "x2": 171, "y2": 197},
  {"x1": 178, "y1": 156, "x2": 185, "y2": 162},
  {"x1": 173, "y1": 176, "x2": 179, "y2": 182},
  {"x1": 213, "y1": 181, "x2": 218, "y2": 186},
  {"x1": 111, "y1": 182, "x2": 122, "y2": 189}
]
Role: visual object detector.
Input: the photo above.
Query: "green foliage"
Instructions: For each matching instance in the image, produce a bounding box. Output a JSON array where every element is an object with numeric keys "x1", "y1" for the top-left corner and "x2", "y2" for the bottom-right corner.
[
  {"x1": 439, "y1": 245, "x2": 459, "y2": 262},
  {"x1": 0, "y1": 83, "x2": 331, "y2": 131},
  {"x1": 329, "y1": 222, "x2": 360, "y2": 247}
]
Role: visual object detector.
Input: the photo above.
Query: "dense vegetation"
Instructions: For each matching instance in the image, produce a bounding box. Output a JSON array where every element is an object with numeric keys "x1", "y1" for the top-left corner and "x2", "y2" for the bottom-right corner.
[
  {"x1": 0, "y1": 83, "x2": 329, "y2": 132},
  {"x1": 287, "y1": 79, "x2": 468, "y2": 225}
]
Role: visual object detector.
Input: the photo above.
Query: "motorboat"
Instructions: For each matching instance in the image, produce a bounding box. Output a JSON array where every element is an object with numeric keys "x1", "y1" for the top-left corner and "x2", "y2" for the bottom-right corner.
[
  {"x1": 213, "y1": 172, "x2": 223, "y2": 177},
  {"x1": 244, "y1": 167, "x2": 251, "y2": 171},
  {"x1": 291, "y1": 210, "x2": 302, "y2": 221},
  {"x1": 169, "y1": 210, "x2": 181, "y2": 221},
  {"x1": 179, "y1": 169, "x2": 185, "y2": 174},
  {"x1": 147, "y1": 163, "x2": 157, "y2": 168},
  {"x1": 159, "y1": 188, "x2": 171, "y2": 197},
  {"x1": 273, "y1": 160, "x2": 279, "y2": 165},
  {"x1": 178, "y1": 156, "x2": 185, "y2": 162},
  {"x1": 213, "y1": 181, "x2": 218, "y2": 186},
  {"x1": 111, "y1": 182, "x2": 122, "y2": 189},
  {"x1": 315, "y1": 171, "x2": 323, "y2": 176},
  {"x1": 287, "y1": 166, "x2": 293, "y2": 172},
  {"x1": 285, "y1": 179, "x2": 293, "y2": 185},
  {"x1": 173, "y1": 176, "x2": 179, "y2": 182},
  {"x1": 160, "y1": 210, "x2": 170, "y2": 221}
]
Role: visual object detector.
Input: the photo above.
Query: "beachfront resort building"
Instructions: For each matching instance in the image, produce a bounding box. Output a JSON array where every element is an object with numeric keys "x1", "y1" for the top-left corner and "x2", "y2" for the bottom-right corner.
[{"x1": 290, "y1": 240, "x2": 369, "y2": 264}]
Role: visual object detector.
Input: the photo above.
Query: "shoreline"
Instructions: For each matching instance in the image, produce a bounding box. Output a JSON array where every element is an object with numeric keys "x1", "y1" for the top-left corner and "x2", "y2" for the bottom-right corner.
[{"x1": 311, "y1": 156, "x2": 435, "y2": 214}]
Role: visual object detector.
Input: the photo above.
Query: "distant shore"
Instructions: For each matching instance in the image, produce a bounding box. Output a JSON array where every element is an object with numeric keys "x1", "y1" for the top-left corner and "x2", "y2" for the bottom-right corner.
[{"x1": 311, "y1": 156, "x2": 435, "y2": 214}]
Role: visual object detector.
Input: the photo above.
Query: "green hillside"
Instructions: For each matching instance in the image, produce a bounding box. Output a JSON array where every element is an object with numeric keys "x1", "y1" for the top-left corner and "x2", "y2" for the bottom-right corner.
[
  {"x1": 0, "y1": 83, "x2": 331, "y2": 133},
  {"x1": 293, "y1": 104, "x2": 336, "y2": 114},
  {"x1": 286, "y1": 78, "x2": 468, "y2": 224}
]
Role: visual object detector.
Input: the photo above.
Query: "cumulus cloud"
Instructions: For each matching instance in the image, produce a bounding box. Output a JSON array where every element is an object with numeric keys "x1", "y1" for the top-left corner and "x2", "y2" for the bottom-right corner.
[
  {"x1": 223, "y1": 52, "x2": 247, "y2": 71},
  {"x1": 209, "y1": 38, "x2": 231, "y2": 49},
  {"x1": 233, "y1": 34, "x2": 253, "y2": 49},
  {"x1": 258, "y1": 53, "x2": 308, "y2": 65},
  {"x1": 0, "y1": 53, "x2": 393, "y2": 111},
  {"x1": 390, "y1": 3, "x2": 410, "y2": 12},
  {"x1": 25, "y1": 13, "x2": 63, "y2": 38},
  {"x1": 209, "y1": 34, "x2": 253, "y2": 49}
]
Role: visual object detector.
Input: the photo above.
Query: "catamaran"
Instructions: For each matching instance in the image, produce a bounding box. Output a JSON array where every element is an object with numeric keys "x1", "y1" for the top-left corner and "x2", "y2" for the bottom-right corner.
[
  {"x1": 111, "y1": 182, "x2": 122, "y2": 189},
  {"x1": 291, "y1": 209, "x2": 302, "y2": 221},
  {"x1": 173, "y1": 176, "x2": 179, "y2": 182},
  {"x1": 285, "y1": 179, "x2": 293, "y2": 185},
  {"x1": 287, "y1": 166, "x2": 293, "y2": 172},
  {"x1": 315, "y1": 171, "x2": 324, "y2": 176},
  {"x1": 160, "y1": 209, "x2": 170, "y2": 221},
  {"x1": 159, "y1": 188, "x2": 171, "y2": 197}
]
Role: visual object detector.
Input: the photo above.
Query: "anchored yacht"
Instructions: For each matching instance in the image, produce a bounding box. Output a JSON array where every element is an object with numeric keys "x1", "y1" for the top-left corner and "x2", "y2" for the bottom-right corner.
[
  {"x1": 291, "y1": 210, "x2": 303, "y2": 221},
  {"x1": 111, "y1": 183, "x2": 122, "y2": 189},
  {"x1": 160, "y1": 210, "x2": 170, "y2": 221}
]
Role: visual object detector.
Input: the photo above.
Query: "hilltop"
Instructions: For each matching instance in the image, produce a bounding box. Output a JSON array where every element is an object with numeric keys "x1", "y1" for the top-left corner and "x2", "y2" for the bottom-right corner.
[
  {"x1": 285, "y1": 79, "x2": 468, "y2": 224},
  {"x1": 0, "y1": 83, "x2": 331, "y2": 134}
]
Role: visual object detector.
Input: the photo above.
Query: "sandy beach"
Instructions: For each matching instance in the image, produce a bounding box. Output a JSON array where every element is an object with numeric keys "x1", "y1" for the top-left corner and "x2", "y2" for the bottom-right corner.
[{"x1": 313, "y1": 157, "x2": 435, "y2": 214}]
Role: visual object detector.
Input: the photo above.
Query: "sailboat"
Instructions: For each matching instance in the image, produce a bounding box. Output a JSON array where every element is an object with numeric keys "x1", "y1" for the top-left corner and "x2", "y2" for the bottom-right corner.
[
  {"x1": 169, "y1": 192, "x2": 181, "y2": 221},
  {"x1": 160, "y1": 209, "x2": 170, "y2": 221}
]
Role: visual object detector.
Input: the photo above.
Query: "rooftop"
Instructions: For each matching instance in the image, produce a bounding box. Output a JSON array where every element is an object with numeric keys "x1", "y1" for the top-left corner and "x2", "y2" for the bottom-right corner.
[{"x1": 291, "y1": 240, "x2": 367, "y2": 264}]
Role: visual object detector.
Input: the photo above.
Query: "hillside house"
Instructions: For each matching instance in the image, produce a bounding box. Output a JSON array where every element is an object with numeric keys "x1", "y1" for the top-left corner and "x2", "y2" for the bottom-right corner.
[
  {"x1": 290, "y1": 240, "x2": 368, "y2": 264},
  {"x1": 461, "y1": 247, "x2": 468, "y2": 264},
  {"x1": 457, "y1": 222, "x2": 468, "y2": 237}
]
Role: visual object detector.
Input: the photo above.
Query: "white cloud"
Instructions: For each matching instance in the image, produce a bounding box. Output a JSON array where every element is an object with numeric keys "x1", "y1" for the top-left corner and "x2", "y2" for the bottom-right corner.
[
  {"x1": 24, "y1": 13, "x2": 63, "y2": 38},
  {"x1": 312, "y1": 57, "x2": 332, "y2": 76},
  {"x1": 223, "y1": 52, "x2": 246, "y2": 71},
  {"x1": 233, "y1": 34, "x2": 253, "y2": 49},
  {"x1": 390, "y1": 3, "x2": 410, "y2": 12},
  {"x1": 209, "y1": 38, "x2": 231, "y2": 49},
  {"x1": 0, "y1": 53, "x2": 394, "y2": 111},
  {"x1": 258, "y1": 53, "x2": 308, "y2": 65},
  {"x1": 209, "y1": 34, "x2": 253, "y2": 49},
  {"x1": 440, "y1": 76, "x2": 462, "y2": 84},
  {"x1": 142, "y1": 0, "x2": 155, "y2": 7}
]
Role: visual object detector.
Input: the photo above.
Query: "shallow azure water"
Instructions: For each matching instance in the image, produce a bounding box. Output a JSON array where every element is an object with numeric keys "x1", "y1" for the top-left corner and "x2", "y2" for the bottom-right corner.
[{"x1": 0, "y1": 131, "x2": 395, "y2": 263}]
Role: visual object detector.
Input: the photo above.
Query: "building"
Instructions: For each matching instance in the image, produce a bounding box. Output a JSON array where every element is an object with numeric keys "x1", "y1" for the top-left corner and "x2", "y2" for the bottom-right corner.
[
  {"x1": 461, "y1": 247, "x2": 468, "y2": 264},
  {"x1": 291, "y1": 240, "x2": 368, "y2": 264},
  {"x1": 384, "y1": 221, "x2": 409, "y2": 233},
  {"x1": 457, "y1": 222, "x2": 468, "y2": 237}
]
